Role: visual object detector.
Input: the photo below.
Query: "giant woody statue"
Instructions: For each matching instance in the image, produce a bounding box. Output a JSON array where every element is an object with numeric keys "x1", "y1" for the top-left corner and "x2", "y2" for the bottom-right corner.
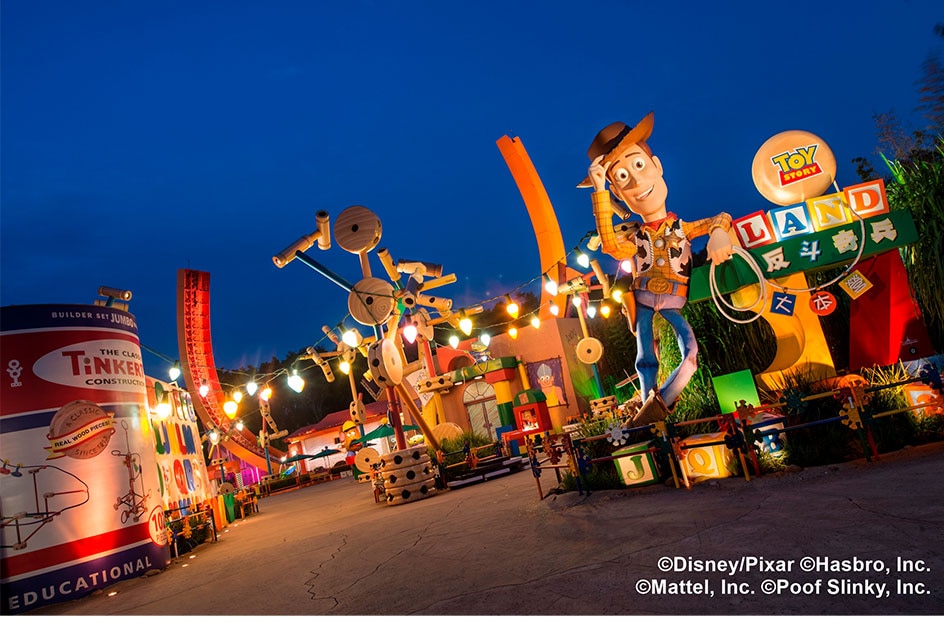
[{"x1": 579, "y1": 112, "x2": 734, "y2": 427}]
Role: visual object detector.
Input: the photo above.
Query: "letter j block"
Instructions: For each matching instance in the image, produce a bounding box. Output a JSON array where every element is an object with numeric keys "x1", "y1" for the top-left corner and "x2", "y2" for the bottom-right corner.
[
  {"x1": 613, "y1": 440, "x2": 662, "y2": 487},
  {"x1": 732, "y1": 210, "x2": 775, "y2": 249}
]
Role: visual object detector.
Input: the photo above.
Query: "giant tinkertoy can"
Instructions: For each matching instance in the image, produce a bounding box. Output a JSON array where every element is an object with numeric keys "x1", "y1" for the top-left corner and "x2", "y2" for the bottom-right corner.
[{"x1": 0, "y1": 304, "x2": 170, "y2": 614}]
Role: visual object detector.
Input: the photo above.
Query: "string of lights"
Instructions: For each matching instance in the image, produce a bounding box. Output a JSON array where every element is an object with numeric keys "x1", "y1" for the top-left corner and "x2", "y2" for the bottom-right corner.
[{"x1": 140, "y1": 228, "x2": 623, "y2": 402}]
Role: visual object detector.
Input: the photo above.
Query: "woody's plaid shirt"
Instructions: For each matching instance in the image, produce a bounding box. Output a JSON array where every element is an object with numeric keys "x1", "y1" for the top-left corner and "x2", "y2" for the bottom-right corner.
[{"x1": 592, "y1": 190, "x2": 731, "y2": 297}]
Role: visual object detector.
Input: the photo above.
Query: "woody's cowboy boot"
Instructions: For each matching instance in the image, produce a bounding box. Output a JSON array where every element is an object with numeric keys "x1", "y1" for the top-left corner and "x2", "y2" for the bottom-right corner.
[{"x1": 621, "y1": 390, "x2": 670, "y2": 429}]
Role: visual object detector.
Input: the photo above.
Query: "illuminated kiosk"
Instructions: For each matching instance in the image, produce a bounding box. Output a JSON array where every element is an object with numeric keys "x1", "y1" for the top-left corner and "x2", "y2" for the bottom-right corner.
[
  {"x1": 501, "y1": 388, "x2": 553, "y2": 453},
  {"x1": 145, "y1": 376, "x2": 213, "y2": 512}
]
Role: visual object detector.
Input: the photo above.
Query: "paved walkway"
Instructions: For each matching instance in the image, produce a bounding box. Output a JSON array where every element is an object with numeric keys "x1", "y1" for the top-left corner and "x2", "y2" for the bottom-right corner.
[{"x1": 22, "y1": 442, "x2": 944, "y2": 616}]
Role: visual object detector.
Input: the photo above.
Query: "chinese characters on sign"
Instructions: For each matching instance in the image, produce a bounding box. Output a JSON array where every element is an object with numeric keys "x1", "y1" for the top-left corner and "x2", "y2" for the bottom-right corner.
[
  {"x1": 809, "y1": 291, "x2": 837, "y2": 316},
  {"x1": 771, "y1": 293, "x2": 797, "y2": 316},
  {"x1": 839, "y1": 271, "x2": 874, "y2": 299}
]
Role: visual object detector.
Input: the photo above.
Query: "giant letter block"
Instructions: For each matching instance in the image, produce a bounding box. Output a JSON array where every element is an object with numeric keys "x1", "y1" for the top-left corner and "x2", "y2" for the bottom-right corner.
[{"x1": 680, "y1": 433, "x2": 734, "y2": 482}]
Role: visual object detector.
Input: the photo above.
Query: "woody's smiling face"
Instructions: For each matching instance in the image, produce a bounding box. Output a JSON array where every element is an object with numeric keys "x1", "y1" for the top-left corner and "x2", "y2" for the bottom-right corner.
[{"x1": 606, "y1": 144, "x2": 668, "y2": 223}]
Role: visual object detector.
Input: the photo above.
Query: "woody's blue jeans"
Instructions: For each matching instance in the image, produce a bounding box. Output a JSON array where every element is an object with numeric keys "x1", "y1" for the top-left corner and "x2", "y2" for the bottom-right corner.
[{"x1": 634, "y1": 297, "x2": 698, "y2": 407}]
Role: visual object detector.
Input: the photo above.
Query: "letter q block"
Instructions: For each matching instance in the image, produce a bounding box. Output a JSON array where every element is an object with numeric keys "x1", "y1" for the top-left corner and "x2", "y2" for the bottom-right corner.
[{"x1": 679, "y1": 432, "x2": 734, "y2": 483}]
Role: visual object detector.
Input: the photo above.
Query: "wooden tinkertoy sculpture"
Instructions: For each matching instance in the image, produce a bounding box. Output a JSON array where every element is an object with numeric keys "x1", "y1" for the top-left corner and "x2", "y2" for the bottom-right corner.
[{"x1": 274, "y1": 205, "x2": 460, "y2": 452}]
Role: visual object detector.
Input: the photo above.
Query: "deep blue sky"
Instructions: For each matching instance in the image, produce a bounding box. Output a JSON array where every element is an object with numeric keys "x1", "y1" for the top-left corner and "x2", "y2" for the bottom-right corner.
[{"x1": 2, "y1": 1, "x2": 941, "y2": 377}]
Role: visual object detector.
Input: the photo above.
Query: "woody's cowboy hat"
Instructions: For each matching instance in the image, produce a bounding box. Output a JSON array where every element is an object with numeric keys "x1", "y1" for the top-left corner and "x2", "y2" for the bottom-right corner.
[{"x1": 577, "y1": 111, "x2": 654, "y2": 188}]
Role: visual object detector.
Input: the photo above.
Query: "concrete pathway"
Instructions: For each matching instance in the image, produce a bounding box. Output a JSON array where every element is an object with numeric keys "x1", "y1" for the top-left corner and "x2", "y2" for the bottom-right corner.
[{"x1": 23, "y1": 442, "x2": 944, "y2": 616}]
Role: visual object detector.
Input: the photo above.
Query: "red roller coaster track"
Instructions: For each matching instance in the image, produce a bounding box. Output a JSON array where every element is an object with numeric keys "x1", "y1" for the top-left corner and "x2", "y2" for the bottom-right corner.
[{"x1": 176, "y1": 269, "x2": 284, "y2": 471}]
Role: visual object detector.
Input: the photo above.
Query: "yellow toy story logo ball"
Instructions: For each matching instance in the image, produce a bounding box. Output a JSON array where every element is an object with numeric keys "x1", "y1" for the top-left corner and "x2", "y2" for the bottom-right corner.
[{"x1": 752, "y1": 130, "x2": 837, "y2": 206}]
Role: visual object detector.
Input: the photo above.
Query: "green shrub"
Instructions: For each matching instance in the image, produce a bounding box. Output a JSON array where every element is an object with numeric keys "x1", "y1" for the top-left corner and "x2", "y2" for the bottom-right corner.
[
  {"x1": 559, "y1": 464, "x2": 624, "y2": 493},
  {"x1": 885, "y1": 141, "x2": 944, "y2": 352},
  {"x1": 435, "y1": 430, "x2": 496, "y2": 475}
]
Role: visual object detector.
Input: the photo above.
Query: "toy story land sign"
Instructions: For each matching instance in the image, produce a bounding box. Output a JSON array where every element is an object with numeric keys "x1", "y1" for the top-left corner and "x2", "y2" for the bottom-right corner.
[
  {"x1": 689, "y1": 203, "x2": 918, "y2": 301},
  {"x1": 692, "y1": 128, "x2": 917, "y2": 300},
  {"x1": 690, "y1": 127, "x2": 931, "y2": 370}
]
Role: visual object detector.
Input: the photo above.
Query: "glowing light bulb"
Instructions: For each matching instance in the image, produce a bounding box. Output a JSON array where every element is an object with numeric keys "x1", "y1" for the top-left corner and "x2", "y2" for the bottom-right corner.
[
  {"x1": 235, "y1": 420, "x2": 244, "y2": 431},
  {"x1": 600, "y1": 304, "x2": 612, "y2": 318},
  {"x1": 448, "y1": 335, "x2": 459, "y2": 349},
  {"x1": 339, "y1": 360, "x2": 351, "y2": 375},
  {"x1": 402, "y1": 323, "x2": 418, "y2": 344},
  {"x1": 459, "y1": 317, "x2": 473, "y2": 336},
  {"x1": 156, "y1": 401, "x2": 172, "y2": 419},
  {"x1": 587, "y1": 304, "x2": 597, "y2": 318},
  {"x1": 620, "y1": 259, "x2": 633, "y2": 273},
  {"x1": 611, "y1": 288, "x2": 624, "y2": 303},
  {"x1": 341, "y1": 329, "x2": 358, "y2": 348},
  {"x1": 479, "y1": 333, "x2": 491, "y2": 348},
  {"x1": 260, "y1": 386, "x2": 273, "y2": 401},
  {"x1": 572, "y1": 296, "x2": 582, "y2": 307},
  {"x1": 246, "y1": 380, "x2": 258, "y2": 396},
  {"x1": 549, "y1": 303, "x2": 560, "y2": 317},
  {"x1": 530, "y1": 316, "x2": 541, "y2": 329},
  {"x1": 232, "y1": 390, "x2": 243, "y2": 403},
  {"x1": 223, "y1": 400, "x2": 239, "y2": 418},
  {"x1": 208, "y1": 430, "x2": 220, "y2": 445},
  {"x1": 169, "y1": 361, "x2": 181, "y2": 381},
  {"x1": 508, "y1": 326, "x2": 518, "y2": 339},
  {"x1": 199, "y1": 380, "x2": 209, "y2": 397},
  {"x1": 544, "y1": 276, "x2": 558, "y2": 296},
  {"x1": 287, "y1": 371, "x2": 305, "y2": 393},
  {"x1": 576, "y1": 252, "x2": 590, "y2": 268},
  {"x1": 505, "y1": 300, "x2": 519, "y2": 319}
]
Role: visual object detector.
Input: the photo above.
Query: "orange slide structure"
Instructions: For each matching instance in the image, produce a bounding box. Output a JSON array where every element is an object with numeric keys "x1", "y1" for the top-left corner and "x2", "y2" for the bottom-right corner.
[{"x1": 496, "y1": 135, "x2": 582, "y2": 313}]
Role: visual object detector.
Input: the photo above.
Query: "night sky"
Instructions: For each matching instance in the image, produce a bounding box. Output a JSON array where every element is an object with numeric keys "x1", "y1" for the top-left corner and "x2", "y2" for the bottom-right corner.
[{"x1": 2, "y1": 1, "x2": 941, "y2": 377}]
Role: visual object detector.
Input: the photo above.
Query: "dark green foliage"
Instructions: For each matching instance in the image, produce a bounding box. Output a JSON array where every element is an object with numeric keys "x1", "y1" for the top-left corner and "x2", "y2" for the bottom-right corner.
[
  {"x1": 436, "y1": 430, "x2": 495, "y2": 471},
  {"x1": 450, "y1": 290, "x2": 541, "y2": 343},
  {"x1": 680, "y1": 299, "x2": 778, "y2": 379},
  {"x1": 782, "y1": 419, "x2": 858, "y2": 468},
  {"x1": 587, "y1": 306, "x2": 640, "y2": 403},
  {"x1": 215, "y1": 346, "x2": 367, "y2": 439},
  {"x1": 560, "y1": 464, "x2": 624, "y2": 493},
  {"x1": 885, "y1": 142, "x2": 944, "y2": 352}
]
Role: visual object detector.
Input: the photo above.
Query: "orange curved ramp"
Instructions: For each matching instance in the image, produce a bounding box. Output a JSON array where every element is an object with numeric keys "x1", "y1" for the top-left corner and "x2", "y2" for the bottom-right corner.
[
  {"x1": 730, "y1": 272, "x2": 836, "y2": 390},
  {"x1": 497, "y1": 135, "x2": 580, "y2": 312},
  {"x1": 177, "y1": 269, "x2": 284, "y2": 471}
]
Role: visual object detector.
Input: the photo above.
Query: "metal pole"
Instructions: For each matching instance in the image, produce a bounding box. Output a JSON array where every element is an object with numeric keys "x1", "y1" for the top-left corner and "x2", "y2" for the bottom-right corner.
[{"x1": 295, "y1": 251, "x2": 354, "y2": 292}]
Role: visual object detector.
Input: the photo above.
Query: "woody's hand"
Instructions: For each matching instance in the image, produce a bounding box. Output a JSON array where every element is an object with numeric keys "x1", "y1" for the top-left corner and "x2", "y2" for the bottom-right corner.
[
  {"x1": 706, "y1": 228, "x2": 734, "y2": 265},
  {"x1": 589, "y1": 155, "x2": 609, "y2": 193}
]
